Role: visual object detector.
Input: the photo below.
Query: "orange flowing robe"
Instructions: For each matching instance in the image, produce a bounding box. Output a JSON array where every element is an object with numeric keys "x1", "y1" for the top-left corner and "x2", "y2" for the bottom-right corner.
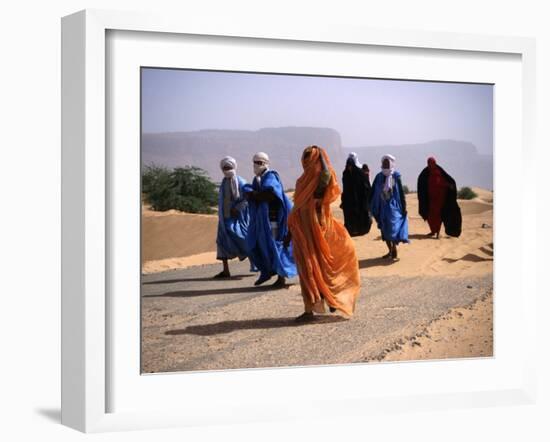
[{"x1": 288, "y1": 148, "x2": 361, "y2": 317}]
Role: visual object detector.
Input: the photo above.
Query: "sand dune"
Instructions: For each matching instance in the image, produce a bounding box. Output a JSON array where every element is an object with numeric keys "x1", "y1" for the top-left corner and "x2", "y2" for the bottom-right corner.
[
  {"x1": 142, "y1": 190, "x2": 493, "y2": 278},
  {"x1": 142, "y1": 207, "x2": 218, "y2": 262},
  {"x1": 346, "y1": 193, "x2": 493, "y2": 278},
  {"x1": 471, "y1": 187, "x2": 493, "y2": 203},
  {"x1": 458, "y1": 199, "x2": 492, "y2": 216}
]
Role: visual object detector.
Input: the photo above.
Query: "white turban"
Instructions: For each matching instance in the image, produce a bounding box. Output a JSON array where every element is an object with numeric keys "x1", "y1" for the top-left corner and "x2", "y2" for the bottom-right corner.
[
  {"x1": 220, "y1": 156, "x2": 239, "y2": 199},
  {"x1": 348, "y1": 152, "x2": 362, "y2": 169},
  {"x1": 381, "y1": 154, "x2": 396, "y2": 192},
  {"x1": 253, "y1": 152, "x2": 270, "y2": 176},
  {"x1": 253, "y1": 152, "x2": 270, "y2": 163},
  {"x1": 220, "y1": 156, "x2": 237, "y2": 171}
]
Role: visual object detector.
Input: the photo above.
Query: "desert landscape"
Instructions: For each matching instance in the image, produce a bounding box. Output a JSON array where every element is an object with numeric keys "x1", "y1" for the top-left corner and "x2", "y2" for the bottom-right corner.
[{"x1": 141, "y1": 187, "x2": 493, "y2": 373}]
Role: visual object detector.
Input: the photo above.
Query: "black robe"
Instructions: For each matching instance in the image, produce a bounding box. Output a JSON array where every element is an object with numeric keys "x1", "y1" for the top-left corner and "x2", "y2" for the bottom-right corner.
[
  {"x1": 341, "y1": 166, "x2": 372, "y2": 236},
  {"x1": 417, "y1": 165, "x2": 462, "y2": 237}
]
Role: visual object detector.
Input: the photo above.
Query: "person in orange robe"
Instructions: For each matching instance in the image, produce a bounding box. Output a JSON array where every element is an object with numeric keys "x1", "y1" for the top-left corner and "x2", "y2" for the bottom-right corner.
[{"x1": 286, "y1": 146, "x2": 361, "y2": 322}]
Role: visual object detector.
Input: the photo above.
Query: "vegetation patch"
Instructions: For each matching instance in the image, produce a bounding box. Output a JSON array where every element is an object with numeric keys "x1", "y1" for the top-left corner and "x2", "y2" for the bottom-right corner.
[
  {"x1": 142, "y1": 164, "x2": 218, "y2": 214},
  {"x1": 457, "y1": 186, "x2": 478, "y2": 200}
]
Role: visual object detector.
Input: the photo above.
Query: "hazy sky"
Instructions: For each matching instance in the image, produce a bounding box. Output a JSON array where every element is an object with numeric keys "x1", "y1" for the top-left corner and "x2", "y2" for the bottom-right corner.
[{"x1": 141, "y1": 68, "x2": 493, "y2": 155}]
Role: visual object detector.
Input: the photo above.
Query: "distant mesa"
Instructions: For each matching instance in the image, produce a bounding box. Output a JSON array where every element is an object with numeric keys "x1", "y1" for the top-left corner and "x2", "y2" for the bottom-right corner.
[
  {"x1": 142, "y1": 128, "x2": 493, "y2": 190},
  {"x1": 142, "y1": 127, "x2": 344, "y2": 188}
]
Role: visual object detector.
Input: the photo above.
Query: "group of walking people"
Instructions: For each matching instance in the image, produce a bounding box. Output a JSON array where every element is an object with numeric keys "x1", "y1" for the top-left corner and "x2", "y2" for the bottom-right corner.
[
  {"x1": 340, "y1": 152, "x2": 462, "y2": 255},
  {"x1": 215, "y1": 147, "x2": 461, "y2": 322}
]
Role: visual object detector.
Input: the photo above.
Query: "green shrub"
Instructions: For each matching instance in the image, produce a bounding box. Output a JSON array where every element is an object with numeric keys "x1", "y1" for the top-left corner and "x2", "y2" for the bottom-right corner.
[
  {"x1": 457, "y1": 186, "x2": 478, "y2": 200},
  {"x1": 142, "y1": 164, "x2": 171, "y2": 195},
  {"x1": 402, "y1": 185, "x2": 410, "y2": 195},
  {"x1": 142, "y1": 164, "x2": 218, "y2": 214}
]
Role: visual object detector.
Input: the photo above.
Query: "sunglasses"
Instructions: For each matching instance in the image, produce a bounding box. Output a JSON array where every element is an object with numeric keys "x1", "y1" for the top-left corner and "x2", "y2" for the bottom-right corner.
[{"x1": 253, "y1": 161, "x2": 265, "y2": 165}]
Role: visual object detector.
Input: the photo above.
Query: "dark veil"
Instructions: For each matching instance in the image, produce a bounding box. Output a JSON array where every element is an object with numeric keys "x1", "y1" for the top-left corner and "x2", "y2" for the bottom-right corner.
[{"x1": 341, "y1": 159, "x2": 372, "y2": 236}]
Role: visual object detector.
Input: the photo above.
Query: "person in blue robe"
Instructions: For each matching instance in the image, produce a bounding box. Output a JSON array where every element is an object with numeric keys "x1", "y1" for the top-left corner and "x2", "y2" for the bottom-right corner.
[
  {"x1": 214, "y1": 156, "x2": 254, "y2": 278},
  {"x1": 370, "y1": 154, "x2": 409, "y2": 260},
  {"x1": 243, "y1": 152, "x2": 297, "y2": 288}
]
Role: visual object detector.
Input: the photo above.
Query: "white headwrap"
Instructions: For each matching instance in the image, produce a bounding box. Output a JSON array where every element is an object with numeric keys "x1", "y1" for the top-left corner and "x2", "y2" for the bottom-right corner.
[
  {"x1": 348, "y1": 152, "x2": 362, "y2": 169},
  {"x1": 253, "y1": 152, "x2": 270, "y2": 177},
  {"x1": 220, "y1": 156, "x2": 239, "y2": 199},
  {"x1": 381, "y1": 154, "x2": 396, "y2": 192}
]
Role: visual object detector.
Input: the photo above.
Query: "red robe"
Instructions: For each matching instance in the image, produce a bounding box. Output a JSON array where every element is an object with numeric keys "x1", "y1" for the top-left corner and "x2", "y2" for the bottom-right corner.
[
  {"x1": 427, "y1": 166, "x2": 447, "y2": 234},
  {"x1": 417, "y1": 161, "x2": 462, "y2": 238}
]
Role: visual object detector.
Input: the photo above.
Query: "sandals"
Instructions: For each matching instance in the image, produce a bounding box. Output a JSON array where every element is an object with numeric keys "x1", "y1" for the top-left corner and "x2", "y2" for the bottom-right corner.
[
  {"x1": 254, "y1": 274, "x2": 272, "y2": 286},
  {"x1": 295, "y1": 312, "x2": 315, "y2": 323},
  {"x1": 271, "y1": 276, "x2": 286, "y2": 289},
  {"x1": 213, "y1": 271, "x2": 230, "y2": 279}
]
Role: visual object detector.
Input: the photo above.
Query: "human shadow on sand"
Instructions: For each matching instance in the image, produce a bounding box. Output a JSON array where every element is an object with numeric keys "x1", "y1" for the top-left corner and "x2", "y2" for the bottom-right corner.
[
  {"x1": 442, "y1": 253, "x2": 493, "y2": 264},
  {"x1": 479, "y1": 246, "x2": 494, "y2": 256},
  {"x1": 143, "y1": 284, "x2": 293, "y2": 299},
  {"x1": 166, "y1": 315, "x2": 348, "y2": 336},
  {"x1": 142, "y1": 274, "x2": 253, "y2": 285},
  {"x1": 358, "y1": 257, "x2": 397, "y2": 269}
]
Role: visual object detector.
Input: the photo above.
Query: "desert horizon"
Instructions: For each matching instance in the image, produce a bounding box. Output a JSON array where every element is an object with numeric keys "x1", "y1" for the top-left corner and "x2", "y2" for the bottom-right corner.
[{"x1": 142, "y1": 128, "x2": 493, "y2": 191}]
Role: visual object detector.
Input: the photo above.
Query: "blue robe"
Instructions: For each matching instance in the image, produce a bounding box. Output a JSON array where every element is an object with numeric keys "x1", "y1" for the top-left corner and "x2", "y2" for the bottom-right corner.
[
  {"x1": 216, "y1": 176, "x2": 251, "y2": 261},
  {"x1": 370, "y1": 171, "x2": 409, "y2": 243},
  {"x1": 243, "y1": 170, "x2": 297, "y2": 278}
]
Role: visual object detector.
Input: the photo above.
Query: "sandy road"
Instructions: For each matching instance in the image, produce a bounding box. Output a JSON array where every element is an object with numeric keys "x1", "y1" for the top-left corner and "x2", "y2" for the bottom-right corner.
[{"x1": 141, "y1": 259, "x2": 492, "y2": 373}]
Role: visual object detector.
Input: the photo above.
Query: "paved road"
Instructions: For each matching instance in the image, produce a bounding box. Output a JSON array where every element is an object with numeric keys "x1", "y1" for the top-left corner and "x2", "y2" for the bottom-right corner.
[{"x1": 141, "y1": 260, "x2": 492, "y2": 373}]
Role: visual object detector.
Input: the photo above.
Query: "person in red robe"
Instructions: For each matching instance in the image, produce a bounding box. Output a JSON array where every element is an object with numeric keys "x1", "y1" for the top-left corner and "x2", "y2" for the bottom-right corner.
[{"x1": 417, "y1": 157, "x2": 462, "y2": 238}]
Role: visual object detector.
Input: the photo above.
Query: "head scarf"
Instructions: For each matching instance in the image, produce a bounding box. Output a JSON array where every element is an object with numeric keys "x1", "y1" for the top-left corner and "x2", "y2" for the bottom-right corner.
[
  {"x1": 253, "y1": 152, "x2": 270, "y2": 176},
  {"x1": 300, "y1": 145, "x2": 317, "y2": 169},
  {"x1": 381, "y1": 154, "x2": 396, "y2": 192},
  {"x1": 220, "y1": 156, "x2": 239, "y2": 199},
  {"x1": 427, "y1": 156, "x2": 443, "y2": 184},
  {"x1": 294, "y1": 146, "x2": 340, "y2": 210},
  {"x1": 347, "y1": 152, "x2": 362, "y2": 169}
]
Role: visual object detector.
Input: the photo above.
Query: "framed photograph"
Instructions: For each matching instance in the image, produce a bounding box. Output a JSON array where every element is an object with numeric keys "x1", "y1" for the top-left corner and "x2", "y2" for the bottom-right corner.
[{"x1": 61, "y1": 9, "x2": 537, "y2": 433}]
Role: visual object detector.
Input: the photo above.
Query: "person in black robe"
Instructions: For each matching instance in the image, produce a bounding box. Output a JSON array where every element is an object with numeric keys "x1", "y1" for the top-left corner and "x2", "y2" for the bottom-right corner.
[
  {"x1": 361, "y1": 164, "x2": 373, "y2": 207},
  {"x1": 417, "y1": 157, "x2": 462, "y2": 238},
  {"x1": 340, "y1": 153, "x2": 372, "y2": 237}
]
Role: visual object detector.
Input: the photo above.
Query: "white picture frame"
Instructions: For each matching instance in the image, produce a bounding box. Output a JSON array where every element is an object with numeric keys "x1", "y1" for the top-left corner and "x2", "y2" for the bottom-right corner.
[{"x1": 61, "y1": 9, "x2": 538, "y2": 433}]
